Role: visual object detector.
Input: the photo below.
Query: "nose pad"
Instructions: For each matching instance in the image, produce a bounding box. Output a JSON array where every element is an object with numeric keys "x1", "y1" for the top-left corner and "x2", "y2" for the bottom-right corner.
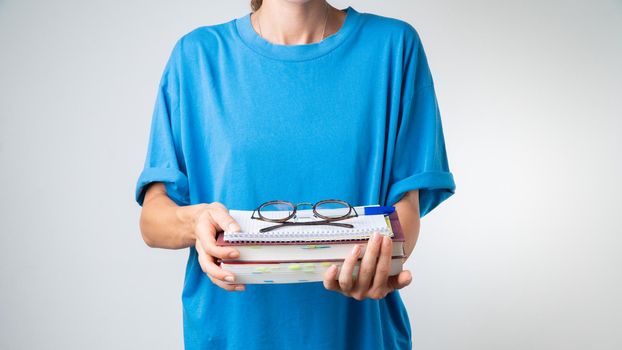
[{"x1": 293, "y1": 202, "x2": 315, "y2": 221}]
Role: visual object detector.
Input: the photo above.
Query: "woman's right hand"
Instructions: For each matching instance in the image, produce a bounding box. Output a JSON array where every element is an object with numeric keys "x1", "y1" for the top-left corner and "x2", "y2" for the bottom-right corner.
[{"x1": 191, "y1": 202, "x2": 245, "y2": 292}]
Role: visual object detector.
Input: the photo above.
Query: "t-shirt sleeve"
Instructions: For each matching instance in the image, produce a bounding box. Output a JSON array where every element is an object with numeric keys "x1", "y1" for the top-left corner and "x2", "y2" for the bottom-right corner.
[
  {"x1": 385, "y1": 29, "x2": 456, "y2": 218},
  {"x1": 135, "y1": 39, "x2": 190, "y2": 207}
]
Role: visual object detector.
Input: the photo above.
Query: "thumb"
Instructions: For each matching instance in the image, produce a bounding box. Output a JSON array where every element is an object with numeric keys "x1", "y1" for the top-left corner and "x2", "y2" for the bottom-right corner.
[{"x1": 208, "y1": 202, "x2": 241, "y2": 232}]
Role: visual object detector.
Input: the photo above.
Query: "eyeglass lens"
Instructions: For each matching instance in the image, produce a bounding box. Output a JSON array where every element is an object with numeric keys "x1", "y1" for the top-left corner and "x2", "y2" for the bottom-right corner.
[
  {"x1": 314, "y1": 200, "x2": 351, "y2": 219},
  {"x1": 258, "y1": 201, "x2": 295, "y2": 221}
]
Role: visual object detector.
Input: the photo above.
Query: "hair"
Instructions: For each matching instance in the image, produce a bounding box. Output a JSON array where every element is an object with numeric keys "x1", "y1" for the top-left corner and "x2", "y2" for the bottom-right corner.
[{"x1": 251, "y1": 0, "x2": 263, "y2": 11}]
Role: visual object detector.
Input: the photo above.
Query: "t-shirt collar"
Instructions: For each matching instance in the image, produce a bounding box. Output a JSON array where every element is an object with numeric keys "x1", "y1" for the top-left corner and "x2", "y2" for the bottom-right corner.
[{"x1": 234, "y1": 6, "x2": 362, "y2": 61}]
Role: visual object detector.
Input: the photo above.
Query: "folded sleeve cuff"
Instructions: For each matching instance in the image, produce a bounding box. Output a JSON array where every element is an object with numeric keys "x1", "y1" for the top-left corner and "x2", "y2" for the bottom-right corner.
[
  {"x1": 386, "y1": 171, "x2": 456, "y2": 218},
  {"x1": 135, "y1": 167, "x2": 190, "y2": 206}
]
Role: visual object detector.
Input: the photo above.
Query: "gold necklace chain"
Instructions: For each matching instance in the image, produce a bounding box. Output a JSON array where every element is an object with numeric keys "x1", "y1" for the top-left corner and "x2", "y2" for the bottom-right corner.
[{"x1": 257, "y1": 1, "x2": 329, "y2": 42}]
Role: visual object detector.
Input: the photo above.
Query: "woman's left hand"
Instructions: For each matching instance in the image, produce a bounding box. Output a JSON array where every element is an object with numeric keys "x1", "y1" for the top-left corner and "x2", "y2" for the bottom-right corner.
[{"x1": 323, "y1": 231, "x2": 412, "y2": 300}]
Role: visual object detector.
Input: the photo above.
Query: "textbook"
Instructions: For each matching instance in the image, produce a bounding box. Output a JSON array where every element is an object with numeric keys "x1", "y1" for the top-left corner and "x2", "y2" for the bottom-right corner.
[
  {"x1": 216, "y1": 209, "x2": 406, "y2": 284},
  {"x1": 220, "y1": 257, "x2": 405, "y2": 284}
]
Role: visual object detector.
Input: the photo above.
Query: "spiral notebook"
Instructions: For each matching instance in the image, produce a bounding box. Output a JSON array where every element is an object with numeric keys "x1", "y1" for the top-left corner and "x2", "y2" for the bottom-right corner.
[
  {"x1": 216, "y1": 211, "x2": 404, "y2": 261},
  {"x1": 223, "y1": 205, "x2": 392, "y2": 243}
]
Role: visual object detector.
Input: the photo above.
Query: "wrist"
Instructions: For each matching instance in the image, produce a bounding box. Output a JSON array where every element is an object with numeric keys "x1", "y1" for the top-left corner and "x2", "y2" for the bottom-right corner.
[{"x1": 176, "y1": 203, "x2": 208, "y2": 243}]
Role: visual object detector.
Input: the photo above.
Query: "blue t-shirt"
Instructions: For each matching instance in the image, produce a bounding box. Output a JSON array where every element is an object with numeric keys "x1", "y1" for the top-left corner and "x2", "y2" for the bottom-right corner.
[{"x1": 135, "y1": 6, "x2": 455, "y2": 350}]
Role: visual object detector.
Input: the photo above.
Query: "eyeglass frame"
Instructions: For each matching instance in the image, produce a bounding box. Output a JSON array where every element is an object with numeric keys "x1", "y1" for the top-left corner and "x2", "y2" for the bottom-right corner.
[{"x1": 250, "y1": 199, "x2": 359, "y2": 233}]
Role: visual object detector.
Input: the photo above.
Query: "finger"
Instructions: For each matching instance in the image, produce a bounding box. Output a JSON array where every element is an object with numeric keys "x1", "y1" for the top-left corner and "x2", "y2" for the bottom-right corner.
[
  {"x1": 388, "y1": 270, "x2": 413, "y2": 290},
  {"x1": 195, "y1": 239, "x2": 210, "y2": 273},
  {"x1": 354, "y1": 231, "x2": 383, "y2": 292},
  {"x1": 208, "y1": 274, "x2": 246, "y2": 292},
  {"x1": 323, "y1": 264, "x2": 340, "y2": 291},
  {"x1": 370, "y1": 234, "x2": 393, "y2": 292},
  {"x1": 338, "y1": 244, "x2": 361, "y2": 293},
  {"x1": 196, "y1": 239, "x2": 238, "y2": 284},
  {"x1": 195, "y1": 211, "x2": 240, "y2": 260}
]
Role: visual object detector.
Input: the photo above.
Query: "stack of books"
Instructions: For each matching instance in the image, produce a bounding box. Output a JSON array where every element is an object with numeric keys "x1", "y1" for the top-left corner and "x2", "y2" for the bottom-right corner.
[{"x1": 215, "y1": 205, "x2": 406, "y2": 284}]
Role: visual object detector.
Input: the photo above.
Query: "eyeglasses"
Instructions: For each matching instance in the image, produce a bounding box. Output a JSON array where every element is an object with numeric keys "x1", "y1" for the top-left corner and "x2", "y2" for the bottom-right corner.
[{"x1": 251, "y1": 199, "x2": 359, "y2": 233}]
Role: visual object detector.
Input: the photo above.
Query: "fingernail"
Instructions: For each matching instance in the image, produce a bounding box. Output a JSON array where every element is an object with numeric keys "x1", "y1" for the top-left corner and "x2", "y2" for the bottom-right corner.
[
  {"x1": 224, "y1": 275, "x2": 234, "y2": 282},
  {"x1": 351, "y1": 244, "x2": 360, "y2": 257},
  {"x1": 228, "y1": 223, "x2": 240, "y2": 232},
  {"x1": 228, "y1": 250, "x2": 239, "y2": 258},
  {"x1": 235, "y1": 285, "x2": 245, "y2": 291},
  {"x1": 375, "y1": 232, "x2": 382, "y2": 242}
]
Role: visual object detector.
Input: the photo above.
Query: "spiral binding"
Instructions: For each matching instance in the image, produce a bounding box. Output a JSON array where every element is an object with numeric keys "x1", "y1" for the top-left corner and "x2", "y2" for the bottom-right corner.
[{"x1": 224, "y1": 226, "x2": 391, "y2": 243}]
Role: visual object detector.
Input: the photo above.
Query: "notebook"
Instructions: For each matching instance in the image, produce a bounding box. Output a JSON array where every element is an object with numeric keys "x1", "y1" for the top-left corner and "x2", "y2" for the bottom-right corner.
[
  {"x1": 216, "y1": 211, "x2": 405, "y2": 262},
  {"x1": 223, "y1": 205, "x2": 391, "y2": 243}
]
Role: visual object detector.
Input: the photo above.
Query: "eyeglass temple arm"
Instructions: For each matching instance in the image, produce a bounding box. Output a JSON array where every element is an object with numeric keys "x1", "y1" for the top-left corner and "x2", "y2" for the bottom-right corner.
[{"x1": 259, "y1": 221, "x2": 354, "y2": 233}]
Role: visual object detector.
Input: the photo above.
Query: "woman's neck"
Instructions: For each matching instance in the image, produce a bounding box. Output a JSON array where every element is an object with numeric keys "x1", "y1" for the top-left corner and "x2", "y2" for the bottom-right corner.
[{"x1": 251, "y1": 0, "x2": 344, "y2": 45}]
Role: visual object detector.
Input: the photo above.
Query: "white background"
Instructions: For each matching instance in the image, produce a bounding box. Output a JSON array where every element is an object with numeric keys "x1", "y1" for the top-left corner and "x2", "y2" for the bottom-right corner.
[{"x1": 1, "y1": 0, "x2": 621, "y2": 349}]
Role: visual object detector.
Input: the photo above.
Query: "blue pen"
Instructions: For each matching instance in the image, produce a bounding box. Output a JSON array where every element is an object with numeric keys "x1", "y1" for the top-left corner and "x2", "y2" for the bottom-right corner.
[{"x1": 362, "y1": 206, "x2": 395, "y2": 215}]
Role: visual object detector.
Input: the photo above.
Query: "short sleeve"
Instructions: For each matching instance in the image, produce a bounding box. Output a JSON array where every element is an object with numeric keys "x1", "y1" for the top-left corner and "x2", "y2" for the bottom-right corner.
[
  {"x1": 385, "y1": 31, "x2": 456, "y2": 217},
  {"x1": 135, "y1": 39, "x2": 190, "y2": 207}
]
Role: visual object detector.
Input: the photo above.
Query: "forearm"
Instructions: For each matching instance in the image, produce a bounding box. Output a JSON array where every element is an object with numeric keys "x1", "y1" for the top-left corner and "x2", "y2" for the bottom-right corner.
[
  {"x1": 399, "y1": 210, "x2": 420, "y2": 259},
  {"x1": 393, "y1": 190, "x2": 421, "y2": 260},
  {"x1": 139, "y1": 183, "x2": 201, "y2": 249}
]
